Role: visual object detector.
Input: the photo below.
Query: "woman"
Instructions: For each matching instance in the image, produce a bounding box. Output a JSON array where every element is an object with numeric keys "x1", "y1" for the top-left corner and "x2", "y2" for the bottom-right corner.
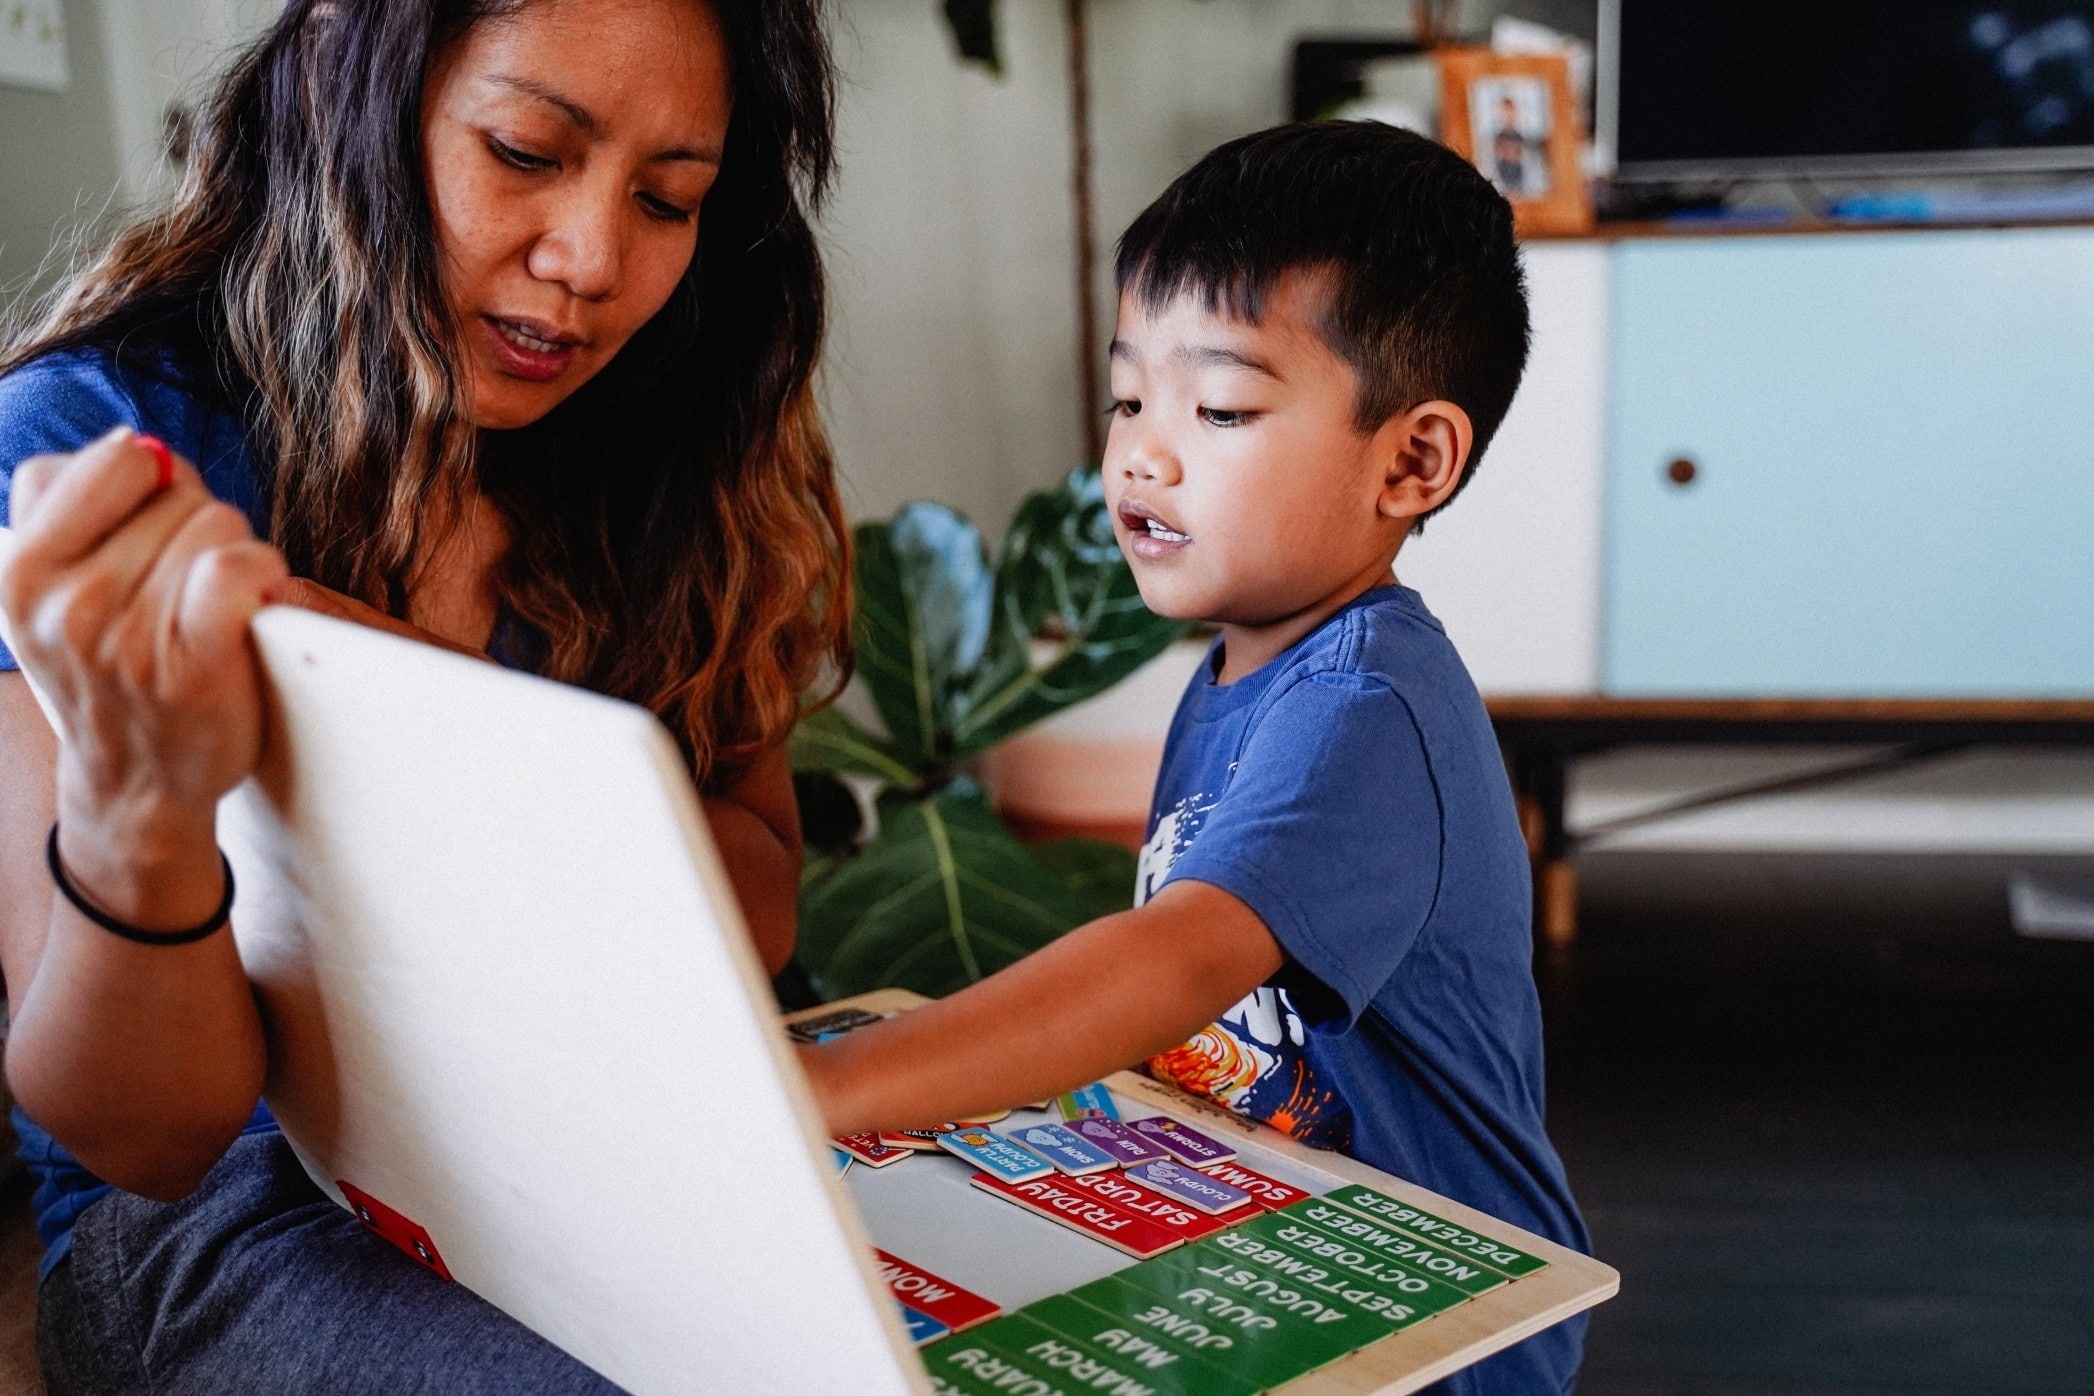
[{"x1": 0, "y1": 0, "x2": 846, "y2": 1388}]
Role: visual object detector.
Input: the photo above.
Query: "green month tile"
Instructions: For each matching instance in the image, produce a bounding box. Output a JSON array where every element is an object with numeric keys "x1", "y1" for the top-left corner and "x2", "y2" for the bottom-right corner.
[
  {"x1": 1063, "y1": 1274, "x2": 1340, "y2": 1393},
  {"x1": 919, "y1": 1360, "x2": 999, "y2": 1396},
  {"x1": 917, "y1": 1336, "x2": 1016, "y2": 1396},
  {"x1": 1230, "y1": 1211, "x2": 1475, "y2": 1317},
  {"x1": 1305, "y1": 1186, "x2": 1550, "y2": 1278},
  {"x1": 918, "y1": 1319, "x2": 1066, "y2": 1396},
  {"x1": 938, "y1": 1314, "x2": 1052, "y2": 1352},
  {"x1": 1017, "y1": 1289, "x2": 1248, "y2": 1396},
  {"x1": 1112, "y1": 1243, "x2": 1390, "y2": 1368},
  {"x1": 1005, "y1": 1300, "x2": 1262, "y2": 1396},
  {"x1": 1279, "y1": 1197, "x2": 1514, "y2": 1296},
  {"x1": 927, "y1": 1311, "x2": 1235, "y2": 1396},
  {"x1": 1186, "y1": 1233, "x2": 1447, "y2": 1335}
]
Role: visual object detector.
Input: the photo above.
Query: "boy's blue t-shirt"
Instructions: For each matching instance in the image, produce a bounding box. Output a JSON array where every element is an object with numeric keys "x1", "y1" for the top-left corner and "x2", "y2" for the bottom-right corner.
[{"x1": 1138, "y1": 584, "x2": 1590, "y2": 1395}]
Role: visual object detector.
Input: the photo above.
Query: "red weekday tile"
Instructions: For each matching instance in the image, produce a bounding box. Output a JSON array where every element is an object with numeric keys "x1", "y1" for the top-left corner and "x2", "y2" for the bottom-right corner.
[
  {"x1": 869, "y1": 1248, "x2": 1000, "y2": 1332},
  {"x1": 1054, "y1": 1169, "x2": 1234, "y2": 1242},
  {"x1": 1196, "y1": 1159, "x2": 1312, "y2": 1212},
  {"x1": 968, "y1": 1173, "x2": 1184, "y2": 1259}
]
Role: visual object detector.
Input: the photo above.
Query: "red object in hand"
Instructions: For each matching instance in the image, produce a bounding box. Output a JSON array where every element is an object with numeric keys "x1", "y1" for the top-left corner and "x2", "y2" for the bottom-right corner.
[
  {"x1": 337, "y1": 1179, "x2": 454, "y2": 1281},
  {"x1": 136, "y1": 433, "x2": 174, "y2": 491}
]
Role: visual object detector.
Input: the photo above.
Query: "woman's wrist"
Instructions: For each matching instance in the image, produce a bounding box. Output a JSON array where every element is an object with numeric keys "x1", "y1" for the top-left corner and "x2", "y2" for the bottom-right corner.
[{"x1": 51, "y1": 777, "x2": 226, "y2": 934}]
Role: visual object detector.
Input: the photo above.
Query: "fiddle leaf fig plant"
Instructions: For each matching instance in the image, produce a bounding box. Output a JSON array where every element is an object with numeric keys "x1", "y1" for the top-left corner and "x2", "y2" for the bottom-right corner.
[{"x1": 791, "y1": 467, "x2": 1190, "y2": 1000}]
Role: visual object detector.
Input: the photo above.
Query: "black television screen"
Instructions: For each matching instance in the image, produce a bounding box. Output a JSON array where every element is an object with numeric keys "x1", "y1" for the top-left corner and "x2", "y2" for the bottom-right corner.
[{"x1": 1603, "y1": 0, "x2": 2094, "y2": 179}]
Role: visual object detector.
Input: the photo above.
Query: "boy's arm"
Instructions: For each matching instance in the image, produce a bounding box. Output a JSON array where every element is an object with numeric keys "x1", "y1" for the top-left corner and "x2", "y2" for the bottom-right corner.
[{"x1": 801, "y1": 879, "x2": 1282, "y2": 1136}]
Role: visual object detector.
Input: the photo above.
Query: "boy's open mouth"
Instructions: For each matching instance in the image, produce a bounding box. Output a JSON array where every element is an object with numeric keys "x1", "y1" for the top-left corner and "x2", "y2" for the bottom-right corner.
[{"x1": 1118, "y1": 499, "x2": 1191, "y2": 559}]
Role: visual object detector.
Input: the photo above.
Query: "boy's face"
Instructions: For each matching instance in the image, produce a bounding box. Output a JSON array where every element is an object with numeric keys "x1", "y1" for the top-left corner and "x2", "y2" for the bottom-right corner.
[{"x1": 1103, "y1": 272, "x2": 1411, "y2": 631}]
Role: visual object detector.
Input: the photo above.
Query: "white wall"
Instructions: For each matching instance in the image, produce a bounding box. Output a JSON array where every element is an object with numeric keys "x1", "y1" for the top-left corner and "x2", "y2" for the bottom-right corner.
[
  {"x1": 0, "y1": 0, "x2": 279, "y2": 302},
  {"x1": 99, "y1": 0, "x2": 281, "y2": 202},
  {"x1": 0, "y1": 0, "x2": 120, "y2": 295}
]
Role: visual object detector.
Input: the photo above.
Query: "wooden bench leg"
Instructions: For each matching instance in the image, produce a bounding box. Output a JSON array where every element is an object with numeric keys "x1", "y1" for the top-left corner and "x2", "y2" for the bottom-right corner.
[
  {"x1": 1510, "y1": 749, "x2": 1578, "y2": 953},
  {"x1": 1539, "y1": 857, "x2": 1578, "y2": 950}
]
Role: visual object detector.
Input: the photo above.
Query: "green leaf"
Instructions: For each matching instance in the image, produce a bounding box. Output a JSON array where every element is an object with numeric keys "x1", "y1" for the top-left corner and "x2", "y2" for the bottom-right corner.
[
  {"x1": 797, "y1": 784, "x2": 1091, "y2": 1000},
  {"x1": 851, "y1": 503, "x2": 994, "y2": 766},
  {"x1": 789, "y1": 705, "x2": 917, "y2": 789},
  {"x1": 993, "y1": 465, "x2": 1126, "y2": 637},
  {"x1": 801, "y1": 850, "x2": 842, "y2": 894},
  {"x1": 940, "y1": 0, "x2": 1001, "y2": 74},
  {"x1": 1029, "y1": 837, "x2": 1138, "y2": 921},
  {"x1": 951, "y1": 467, "x2": 1191, "y2": 753}
]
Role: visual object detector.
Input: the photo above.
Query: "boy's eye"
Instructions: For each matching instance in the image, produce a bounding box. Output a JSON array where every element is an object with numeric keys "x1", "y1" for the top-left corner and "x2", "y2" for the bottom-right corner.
[
  {"x1": 1199, "y1": 406, "x2": 1258, "y2": 427},
  {"x1": 1109, "y1": 398, "x2": 1141, "y2": 418},
  {"x1": 488, "y1": 136, "x2": 558, "y2": 173}
]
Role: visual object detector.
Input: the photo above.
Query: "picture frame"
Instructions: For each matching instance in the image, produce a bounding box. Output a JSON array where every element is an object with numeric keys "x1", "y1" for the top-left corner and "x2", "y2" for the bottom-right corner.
[{"x1": 1435, "y1": 46, "x2": 1592, "y2": 237}]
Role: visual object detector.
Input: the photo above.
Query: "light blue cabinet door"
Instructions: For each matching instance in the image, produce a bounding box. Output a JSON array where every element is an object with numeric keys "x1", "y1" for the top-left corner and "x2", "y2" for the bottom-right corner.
[{"x1": 1606, "y1": 229, "x2": 2094, "y2": 696}]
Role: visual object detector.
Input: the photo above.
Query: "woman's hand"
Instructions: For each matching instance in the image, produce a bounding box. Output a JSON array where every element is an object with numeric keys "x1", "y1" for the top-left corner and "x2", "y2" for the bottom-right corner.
[
  {"x1": 2, "y1": 428, "x2": 286, "y2": 906},
  {"x1": 0, "y1": 427, "x2": 279, "y2": 1198}
]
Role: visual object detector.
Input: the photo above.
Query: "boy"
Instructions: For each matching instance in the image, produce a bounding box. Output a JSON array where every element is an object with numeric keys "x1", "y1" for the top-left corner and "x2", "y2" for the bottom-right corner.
[{"x1": 805, "y1": 122, "x2": 1588, "y2": 1393}]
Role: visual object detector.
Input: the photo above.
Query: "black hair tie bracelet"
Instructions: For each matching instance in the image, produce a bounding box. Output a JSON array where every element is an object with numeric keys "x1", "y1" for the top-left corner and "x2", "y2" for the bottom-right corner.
[{"x1": 46, "y1": 823, "x2": 235, "y2": 947}]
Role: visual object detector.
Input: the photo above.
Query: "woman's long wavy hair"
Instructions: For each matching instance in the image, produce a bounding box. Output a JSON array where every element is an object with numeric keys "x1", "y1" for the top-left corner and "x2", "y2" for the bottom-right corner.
[{"x1": 3, "y1": 0, "x2": 850, "y2": 788}]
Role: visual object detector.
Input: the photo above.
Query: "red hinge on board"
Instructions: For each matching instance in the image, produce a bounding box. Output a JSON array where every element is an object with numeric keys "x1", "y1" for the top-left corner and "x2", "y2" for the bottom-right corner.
[{"x1": 338, "y1": 1179, "x2": 454, "y2": 1282}]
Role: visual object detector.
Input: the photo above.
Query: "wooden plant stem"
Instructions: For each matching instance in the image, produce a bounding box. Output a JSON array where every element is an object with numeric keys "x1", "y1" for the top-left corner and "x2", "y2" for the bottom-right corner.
[
  {"x1": 1413, "y1": 0, "x2": 1462, "y2": 46},
  {"x1": 1064, "y1": 0, "x2": 1102, "y2": 464}
]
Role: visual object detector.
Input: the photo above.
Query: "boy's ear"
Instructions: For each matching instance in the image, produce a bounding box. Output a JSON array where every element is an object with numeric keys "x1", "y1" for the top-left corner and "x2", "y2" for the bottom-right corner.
[{"x1": 1371, "y1": 399, "x2": 1474, "y2": 523}]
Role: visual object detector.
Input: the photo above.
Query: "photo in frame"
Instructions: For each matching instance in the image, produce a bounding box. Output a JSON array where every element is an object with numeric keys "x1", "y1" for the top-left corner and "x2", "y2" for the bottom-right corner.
[{"x1": 1435, "y1": 47, "x2": 1592, "y2": 236}]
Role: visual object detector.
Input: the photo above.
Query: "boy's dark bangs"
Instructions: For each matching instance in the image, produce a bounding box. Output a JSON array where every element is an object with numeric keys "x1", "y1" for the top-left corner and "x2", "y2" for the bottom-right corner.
[{"x1": 1122, "y1": 249, "x2": 1277, "y2": 326}]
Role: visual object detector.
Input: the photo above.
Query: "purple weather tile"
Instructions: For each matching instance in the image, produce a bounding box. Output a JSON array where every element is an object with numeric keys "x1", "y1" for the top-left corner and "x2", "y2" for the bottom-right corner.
[
  {"x1": 1127, "y1": 1115, "x2": 1237, "y2": 1167},
  {"x1": 1066, "y1": 1114, "x2": 1171, "y2": 1166},
  {"x1": 1124, "y1": 1159, "x2": 1255, "y2": 1215}
]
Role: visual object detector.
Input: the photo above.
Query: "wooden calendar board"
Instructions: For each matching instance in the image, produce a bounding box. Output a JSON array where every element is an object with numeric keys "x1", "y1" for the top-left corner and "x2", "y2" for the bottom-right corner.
[{"x1": 803, "y1": 990, "x2": 1618, "y2": 1396}]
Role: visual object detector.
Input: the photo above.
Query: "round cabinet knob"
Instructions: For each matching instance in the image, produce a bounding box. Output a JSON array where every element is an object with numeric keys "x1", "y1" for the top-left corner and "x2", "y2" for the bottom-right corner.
[{"x1": 1665, "y1": 456, "x2": 1699, "y2": 487}]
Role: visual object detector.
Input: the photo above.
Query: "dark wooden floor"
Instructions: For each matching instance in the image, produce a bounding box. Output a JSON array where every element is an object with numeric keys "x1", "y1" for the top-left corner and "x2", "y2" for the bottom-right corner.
[
  {"x1": 1549, "y1": 851, "x2": 2094, "y2": 1396},
  {"x1": 0, "y1": 1173, "x2": 40, "y2": 1394}
]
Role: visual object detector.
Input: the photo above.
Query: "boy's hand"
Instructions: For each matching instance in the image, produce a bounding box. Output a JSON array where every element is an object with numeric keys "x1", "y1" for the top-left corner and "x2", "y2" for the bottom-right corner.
[{"x1": 799, "y1": 879, "x2": 1284, "y2": 1137}]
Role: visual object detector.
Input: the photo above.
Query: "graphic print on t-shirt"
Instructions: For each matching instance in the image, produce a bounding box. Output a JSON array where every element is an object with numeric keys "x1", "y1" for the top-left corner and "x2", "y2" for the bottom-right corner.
[{"x1": 1137, "y1": 790, "x2": 1353, "y2": 1151}]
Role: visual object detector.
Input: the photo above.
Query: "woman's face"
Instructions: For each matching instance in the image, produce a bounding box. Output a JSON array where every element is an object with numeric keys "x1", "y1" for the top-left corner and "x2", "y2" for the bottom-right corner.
[{"x1": 421, "y1": 0, "x2": 731, "y2": 430}]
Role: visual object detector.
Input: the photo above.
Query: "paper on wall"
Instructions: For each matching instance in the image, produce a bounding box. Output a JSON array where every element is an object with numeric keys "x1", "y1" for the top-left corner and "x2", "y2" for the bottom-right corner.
[{"x1": 0, "y1": 0, "x2": 69, "y2": 92}]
